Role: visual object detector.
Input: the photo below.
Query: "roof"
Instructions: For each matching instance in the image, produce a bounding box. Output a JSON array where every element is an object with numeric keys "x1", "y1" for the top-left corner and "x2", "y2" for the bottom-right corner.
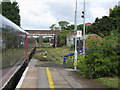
[
  {"x1": 85, "y1": 23, "x2": 92, "y2": 26},
  {"x1": 25, "y1": 30, "x2": 59, "y2": 35},
  {"x1": 80, "y1": 34, "x2": 103, "y2": 40}
]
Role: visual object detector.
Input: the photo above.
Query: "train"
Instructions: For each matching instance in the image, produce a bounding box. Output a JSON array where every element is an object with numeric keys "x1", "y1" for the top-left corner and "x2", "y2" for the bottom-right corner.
[{"x1": 0, "y1": 14, "x2": 36, "y2": 89}]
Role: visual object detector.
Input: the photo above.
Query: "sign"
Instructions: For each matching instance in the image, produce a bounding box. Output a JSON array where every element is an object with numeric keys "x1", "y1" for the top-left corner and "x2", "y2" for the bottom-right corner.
[{"x1": 77, "y1": 30, "x2": 82, "y2": 37}]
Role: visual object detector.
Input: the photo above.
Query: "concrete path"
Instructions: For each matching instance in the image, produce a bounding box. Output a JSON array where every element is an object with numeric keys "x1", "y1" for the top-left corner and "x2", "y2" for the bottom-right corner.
[
  {"x1": 37, "y1": 67, "x2": 49, "y2": 88},
  {"x1": 16, "y1": 59, "x2": 105, "y2": 89}
]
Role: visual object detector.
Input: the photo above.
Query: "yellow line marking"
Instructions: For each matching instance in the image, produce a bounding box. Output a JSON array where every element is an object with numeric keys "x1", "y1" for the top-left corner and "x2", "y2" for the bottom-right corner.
[{"x1": 46, "y1": 67, "x2": 55, "y2": 89}]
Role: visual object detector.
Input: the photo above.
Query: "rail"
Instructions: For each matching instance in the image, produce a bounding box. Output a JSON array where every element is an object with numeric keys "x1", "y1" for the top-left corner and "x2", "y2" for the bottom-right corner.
[{"x1": 63, "y1": 48, "x2": 89, "y2": 66}]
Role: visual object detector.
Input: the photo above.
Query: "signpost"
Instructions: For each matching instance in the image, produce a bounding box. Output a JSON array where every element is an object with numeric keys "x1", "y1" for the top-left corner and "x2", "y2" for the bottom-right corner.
[{"x1": 74, "y1": 0, "x2": 77, "y2": 70}]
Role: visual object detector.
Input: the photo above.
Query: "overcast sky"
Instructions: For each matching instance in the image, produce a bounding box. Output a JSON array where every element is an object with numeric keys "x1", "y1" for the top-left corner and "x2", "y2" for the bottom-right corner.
[{"x1": 2, "y1": 0, "x2": 119, "y2": 30}]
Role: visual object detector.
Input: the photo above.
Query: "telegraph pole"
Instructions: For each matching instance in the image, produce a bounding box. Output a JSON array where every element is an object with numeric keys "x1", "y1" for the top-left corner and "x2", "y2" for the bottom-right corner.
[
  {"x1": 74, "y1": 0, "x2": 77, "y2": 70},
  {"x1": 83, "y1": 0, "x2": 86, "y2": 54}
]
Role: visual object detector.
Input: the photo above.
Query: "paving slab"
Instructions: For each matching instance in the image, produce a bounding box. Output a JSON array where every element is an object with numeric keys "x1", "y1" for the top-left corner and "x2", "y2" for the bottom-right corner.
[
  {"x1": 50, "y1": 67, "x2": 71, "y2": 88},
  {"x1": 20, "y1": 67, "x2": 38, "y2": 88},
  {"x1": 37, "y1": 67, "x2": 49, "y2": 88},
  {"x1": 57, "y1": 68, "x2": 83, "y2": 88},
  {"x1": 17, "y1": 59, "x2": 38, "y2": 88}
]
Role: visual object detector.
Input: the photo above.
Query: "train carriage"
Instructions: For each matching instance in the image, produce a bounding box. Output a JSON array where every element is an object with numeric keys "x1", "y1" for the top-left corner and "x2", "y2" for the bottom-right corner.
[{"x1": 0, "y1": 14, "x2": 36, "y2": 89}]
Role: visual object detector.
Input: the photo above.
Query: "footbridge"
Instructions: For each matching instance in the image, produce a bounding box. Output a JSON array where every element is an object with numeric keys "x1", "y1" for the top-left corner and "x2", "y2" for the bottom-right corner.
[
  {"x1": 25, "y1": 30, "x2": 59, "y2": 36},
  {"x1": 25, "y1": 30, "x2": 60, "y2": 47}
]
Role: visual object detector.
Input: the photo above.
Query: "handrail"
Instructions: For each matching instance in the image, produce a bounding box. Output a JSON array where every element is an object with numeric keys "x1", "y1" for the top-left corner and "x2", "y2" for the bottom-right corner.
[{"x1": 63, "y1": 48, "x2": 89, "y2": 66}]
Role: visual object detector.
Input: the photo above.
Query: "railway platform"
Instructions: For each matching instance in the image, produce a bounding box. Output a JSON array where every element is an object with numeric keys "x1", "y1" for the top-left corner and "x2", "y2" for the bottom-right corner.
[{"x1": 16, "y1": 59, "x2": 105, "y2": 89}]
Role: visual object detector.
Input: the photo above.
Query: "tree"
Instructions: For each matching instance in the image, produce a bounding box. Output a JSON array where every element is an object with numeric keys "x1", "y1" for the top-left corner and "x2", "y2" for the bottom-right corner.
[
  {"x1": 0, "y1": 1, "x2": 2, "y2": 14},
  {"x1": 58, "y1": 21, "x2": 70, "y2": 30},
  {"x1": 95, "y1": 17, "x2": 100, "y2": 22},
  {"x1": 11, "y1": 1, "x2": 20, "y2": 26},
  {"x1": 1, "y1": 0, "x2": 20, "y2": 26},
  {"x1": 110, "y1": 6, "x2": 120, "y2": 32},
  {"x1": 90, "y1": 6, "x2": 120, "y2": 36},
  {"x1": 43, "y1": 38, "x2": 49, "y2": 43},
  {"x1": 110, "y1": 6, "x2": 120, "y2": 18},
  {"x1": 91, "y1": 16, "x2": 116, "y2": 37},
  {"x1": 77, "y1": 24, "x2": 83, "y2": 30},
  {"x1": 54, "y1": 27, "x2": 59, "y2": 30},
  {"x1": 49, "y1": 21, "x2": 73, "y2": 46},
  {"x1": 49, "y1": 24, "x2": 56, "y2": 30},
  {"x1": 49, "y1": 24, "x2": 59, "y2": 30},
  {"x1": 66, "y1": 24, "x2": 74, "y2": 30}
]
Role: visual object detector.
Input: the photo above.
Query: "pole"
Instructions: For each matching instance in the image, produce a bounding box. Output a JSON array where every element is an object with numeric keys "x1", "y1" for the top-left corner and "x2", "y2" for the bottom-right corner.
[
  {"x1": 74, "y1": 0, "x2": 77, "y2": 70},
  {"x1": 83, "y1": 0, "x2": 86, "y2": 54}
]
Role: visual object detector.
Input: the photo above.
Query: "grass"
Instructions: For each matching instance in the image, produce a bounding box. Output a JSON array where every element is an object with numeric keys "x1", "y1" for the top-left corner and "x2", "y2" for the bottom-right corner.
[
  {"x1": 96, "y1": 77, "x2": 120, "y2": 88},
  {"x1": 33, "y1": 43, "x2": 73, "y2": 64}
]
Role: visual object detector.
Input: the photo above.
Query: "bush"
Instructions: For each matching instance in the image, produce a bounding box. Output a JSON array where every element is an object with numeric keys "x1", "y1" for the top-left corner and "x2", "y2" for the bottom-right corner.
[
  {"x1": 43, "y1": 38, "x2": 49, "y2": 43},
  {"x1": 69, "y1": 44, "x2": 75, "y2": 50},
  {"x1": 66, "y1": 58, "x2": 74, "y2": 68},
  {"x1": 77, "y1": 30, "x2": 119, "y2": 79},
  {"x1": 77, "y1": 55, "x2": 87, "y2": 77}
]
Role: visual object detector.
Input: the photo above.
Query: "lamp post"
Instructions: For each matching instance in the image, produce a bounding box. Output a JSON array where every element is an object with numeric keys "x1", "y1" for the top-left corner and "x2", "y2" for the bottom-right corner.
[{"x1": 74, "y1": 0, "x2": 77, "y2": 70}]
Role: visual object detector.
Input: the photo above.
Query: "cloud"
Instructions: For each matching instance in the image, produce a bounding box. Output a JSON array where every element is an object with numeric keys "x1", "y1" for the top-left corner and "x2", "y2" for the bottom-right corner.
[
  {"x1": 17, "y1": 0, "x2": 57, "y2": 29},
  {"x1": 89, "y1": 7, "x2": 108, "y2": 20},
  {"x1": 91, "y1": 8, "x2": 108, "y2": 18},
  {"x1": 15, "y1": 0, "x2": 119, "y2": 29},
  {"x1": 45, "y1": 2, "x2": 75, "y2": 23},
  {"x1": 17, "y1": 0, "x2": 80, "y2": 29},
  {"x1": 85, "y1": 1, "x2": 119, "y2": 23}
]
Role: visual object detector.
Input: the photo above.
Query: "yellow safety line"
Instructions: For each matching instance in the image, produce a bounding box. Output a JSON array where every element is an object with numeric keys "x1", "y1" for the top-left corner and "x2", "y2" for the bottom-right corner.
[{"x1": 46, "y1": 67, "x2": 55, "y2": 89}]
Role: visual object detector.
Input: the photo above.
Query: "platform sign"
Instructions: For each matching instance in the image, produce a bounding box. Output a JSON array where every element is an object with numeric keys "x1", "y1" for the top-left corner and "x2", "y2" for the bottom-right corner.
[{"x1": 76, "y1": 30, "x2": 82, "y2": 37}]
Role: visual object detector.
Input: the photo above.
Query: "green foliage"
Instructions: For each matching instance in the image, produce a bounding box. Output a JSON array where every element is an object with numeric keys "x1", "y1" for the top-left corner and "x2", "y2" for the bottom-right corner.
[
  {"x1": 66, "y1": 24, "x2": 74, "y2": 30},
  {"x1": 49, "y1": 24, "x2": 59, "y2": 30},
  {"x1": 77, "y1": 24, "x2": 83, "y2": 30},
  {"x1": 43, "y1": 38, "x2": 49, "y2": 43},
  {"x1": 66, "y1": 58, "x2": 74, "y2": 68},
  {"x1": 77, "y1": 55, "x2": 88, "y2": 77},
  {"x1": 69, "y1": 44, "x2": 74, "y2": 50},
  {"x1": 110, "y1": 6, "x2": 120, "y2": 18},
  {"x1": 34, "y1": 46, "x2": 73, "y2": 64},
  {"x1": 90, "y1": 6, "x2": 120, "y2": 37},
  {"x1": 77, "y1": 24, "x2": 92, "y2": 34},
  {"x1": 91, "y1": 16, "x2": 116, "y2": 37},
  {"x1": 1, "y1": 1, "x2": 20, "y2": 26},
  {"x1": 97, "y1": 77, "x2": 119, "y2": 88},
  {"x1": 0, "y1": 2, "x2": 2, "y2": 14},
  {"x1": 110, "y1": 6, "x2": 120, "y2": 33},
  {"x1": 77, "y1": 30, "x2": 120, "y2": 79},
  {"x1": 58, "y1": 21, "x2": 70, "y2": 30},
  {"x1": 49, "y1": 21, "x2": 74, "y2": 47},
  {"x1": 58, "y1": 30, "x2": 73, "y2": 46}
]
